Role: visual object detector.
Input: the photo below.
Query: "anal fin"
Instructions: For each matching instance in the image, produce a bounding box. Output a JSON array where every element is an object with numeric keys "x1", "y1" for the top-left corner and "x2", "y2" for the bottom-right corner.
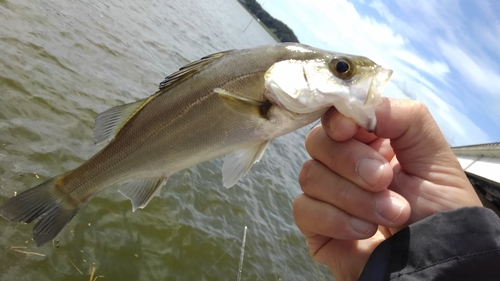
[
  {"x1": 118, "y1": 178, "x2": 167, "y2": 212},
  {"x1": 222, "y1": 141, "x2": 269, "y2": 188}
]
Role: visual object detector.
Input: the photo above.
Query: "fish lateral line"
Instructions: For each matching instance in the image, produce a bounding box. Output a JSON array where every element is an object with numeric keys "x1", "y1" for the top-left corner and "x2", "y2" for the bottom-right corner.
[{"x1": 0, "y1": 43, "x2": 393, "y2": 247}]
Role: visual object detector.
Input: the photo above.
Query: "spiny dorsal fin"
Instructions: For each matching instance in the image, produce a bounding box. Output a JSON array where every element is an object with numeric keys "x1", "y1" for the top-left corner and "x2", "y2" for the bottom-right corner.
[
  {"x1": 222, "y1": 141, "x2": 269, "y2": 188},
  {"x1": 93, "y1": 99, "x2": 147, "y2": 144},
  {"x1": 159, "y1": 50, "x2": 234, "y2": 91},
  {"x1": 93, "y1": 50, "x2": 235, "y2": 145},
  {"x1": 118, "y1": 178, "x2": 167, "y2": 212}
]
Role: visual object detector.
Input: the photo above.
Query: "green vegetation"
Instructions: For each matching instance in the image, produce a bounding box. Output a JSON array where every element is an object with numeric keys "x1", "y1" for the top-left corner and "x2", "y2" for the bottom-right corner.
[{"x1": 239, "y1": 0, "x2": 299, "y2": 43}]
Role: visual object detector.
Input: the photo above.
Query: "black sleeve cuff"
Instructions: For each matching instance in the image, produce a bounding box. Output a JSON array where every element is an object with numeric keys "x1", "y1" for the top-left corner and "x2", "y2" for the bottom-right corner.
[{"x1": 358, "y1": 207, "x2": 500, "y2": 281}]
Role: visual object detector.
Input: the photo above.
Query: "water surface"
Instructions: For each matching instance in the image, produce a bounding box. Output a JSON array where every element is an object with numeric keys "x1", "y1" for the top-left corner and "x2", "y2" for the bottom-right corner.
[{"x1": 0, "y1": 0, "x2": 332, "y2": 280}]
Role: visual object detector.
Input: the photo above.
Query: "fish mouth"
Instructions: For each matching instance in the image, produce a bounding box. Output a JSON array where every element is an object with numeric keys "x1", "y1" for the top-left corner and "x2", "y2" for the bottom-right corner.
[
  {"x1": 349, "y1": 66, "x2": 393, "y2": 108},
  {"x1": 347, "y1": 66, "x2": 393, "y2": 131},
  {"x1": 365, "y1": 67, "x2": 393, "y2": 107},
  {"x1": 264, "y1": 60, "x2": 393, "y2": 131}
]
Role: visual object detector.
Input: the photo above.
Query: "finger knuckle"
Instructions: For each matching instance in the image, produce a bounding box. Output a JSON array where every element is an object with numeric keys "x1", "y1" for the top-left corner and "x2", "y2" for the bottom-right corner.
[
  {"x1": 292, "y1": 195, "x2": 306, "y2": 221},
  {"x1": 338, "y1": 187, "x2": 351, "y2": 204},
  {"x1": 304, "y1": 126, "x2": 321, "y2": 153},
  {"x1": 409, "y1": 100, "x2": 429, "y2": 116},
  {"x1": 298, "y1": 160, "x2": 314, "y2": 191}
]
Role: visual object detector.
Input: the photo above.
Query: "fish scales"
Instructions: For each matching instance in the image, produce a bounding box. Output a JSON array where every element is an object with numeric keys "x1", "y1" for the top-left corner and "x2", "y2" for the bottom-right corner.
[
  {"x1": 69, "y1": 45, "x2": 327, "y2": 191},
  {"x1": 72, "y1": 49, "x2": 302, "y2": 188}
]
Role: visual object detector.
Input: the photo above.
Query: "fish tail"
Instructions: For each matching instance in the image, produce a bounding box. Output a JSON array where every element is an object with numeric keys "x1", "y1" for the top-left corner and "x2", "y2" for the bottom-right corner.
[{"x1": 0, "y1": 175, "x2": 82, "y2": 247}]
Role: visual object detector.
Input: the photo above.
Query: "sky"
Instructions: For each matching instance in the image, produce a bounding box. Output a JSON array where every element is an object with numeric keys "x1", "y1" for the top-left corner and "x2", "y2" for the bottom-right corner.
[{"x1": 256, "y1": 0, "x2": 500, "y2": 146}]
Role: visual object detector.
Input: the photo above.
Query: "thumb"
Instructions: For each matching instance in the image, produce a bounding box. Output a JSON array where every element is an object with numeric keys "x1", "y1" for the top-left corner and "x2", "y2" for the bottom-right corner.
[
  {"x1": 374, "y1": 98, "x2": 481, "y2": 221},
  {"x1": 374, "y1": 98, "x2": 461, "y2": 179}
]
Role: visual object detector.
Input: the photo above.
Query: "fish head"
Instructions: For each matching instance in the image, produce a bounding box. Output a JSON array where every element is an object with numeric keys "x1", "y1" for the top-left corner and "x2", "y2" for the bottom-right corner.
[{"x1": 264, "y1": 50, "x2": 392, "y2": 132}]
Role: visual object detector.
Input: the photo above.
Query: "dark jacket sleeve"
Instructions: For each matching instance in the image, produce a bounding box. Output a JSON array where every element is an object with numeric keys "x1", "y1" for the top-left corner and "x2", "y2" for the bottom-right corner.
[{"x1": 358, "y1": 207, "x2": 500, "y2": 281}]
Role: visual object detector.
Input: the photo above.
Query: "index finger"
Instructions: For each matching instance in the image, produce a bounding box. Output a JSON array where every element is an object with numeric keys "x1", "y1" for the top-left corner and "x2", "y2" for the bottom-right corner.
[
  {"x1": 305, "y1": 127, "x2": 393, "y2": 192},
  {"x1": 321, "y1": 107, "x2": 378, "y2": 144}
]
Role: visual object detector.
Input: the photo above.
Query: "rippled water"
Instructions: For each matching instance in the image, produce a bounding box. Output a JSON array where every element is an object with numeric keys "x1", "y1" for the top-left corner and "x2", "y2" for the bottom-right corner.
[{"x1": 0, "y1": 0, "x2": 332, "y2": 280}]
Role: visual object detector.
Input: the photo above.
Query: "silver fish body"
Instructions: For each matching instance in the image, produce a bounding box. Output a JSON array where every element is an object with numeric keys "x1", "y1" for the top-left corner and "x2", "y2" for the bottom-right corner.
[{"x1": 0, "y1": 43, "x2": 392, "y2": 246}]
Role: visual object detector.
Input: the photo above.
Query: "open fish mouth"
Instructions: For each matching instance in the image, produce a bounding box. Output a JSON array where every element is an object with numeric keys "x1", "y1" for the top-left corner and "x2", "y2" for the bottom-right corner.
[
  {"x1": 342, "y1": 66, "x2": 393, "y2": 131},
  {"x1": 361, "y1": 66, "x2": 393, "y2": 108},
  {"x1": 347, "y1": 66, "x2": 393, "y2": 108}
]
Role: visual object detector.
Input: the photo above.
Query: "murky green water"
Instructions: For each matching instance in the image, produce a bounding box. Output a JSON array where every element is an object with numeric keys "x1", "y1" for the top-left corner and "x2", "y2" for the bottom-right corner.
[{"x1": 0, "y1": 0, "x2": 332, "y2": 280}]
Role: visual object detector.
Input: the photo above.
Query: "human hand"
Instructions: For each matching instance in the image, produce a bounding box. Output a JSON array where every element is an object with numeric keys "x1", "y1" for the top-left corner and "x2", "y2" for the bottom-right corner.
[{"x1": 293, "y1": 98, "x2": 482, "y2": 281}]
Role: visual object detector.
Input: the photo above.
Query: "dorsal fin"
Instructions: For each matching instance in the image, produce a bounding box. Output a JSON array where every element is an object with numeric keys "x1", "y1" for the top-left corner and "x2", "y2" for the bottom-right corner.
[
  {"x1": 93, "y1": 50, "x2": 235, "y2": 145},
  {"x1": 159, "y1": 50, "x2": 234, "y2": 91},
  {"x1": 93, "y1": 99, "x2": 148, "y2": 144}
]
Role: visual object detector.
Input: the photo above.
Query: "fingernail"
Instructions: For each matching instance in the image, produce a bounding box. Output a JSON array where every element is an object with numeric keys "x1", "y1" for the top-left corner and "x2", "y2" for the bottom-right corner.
[
  {"x1": 376, "y1": 194, "x2": 405, "y2": 222},
  {"x1": 350, "y1": 216, "x2": 375, "y2": 234},
  {"x1": 356, "y1": 159, "x2": 385, "y2": 186}
]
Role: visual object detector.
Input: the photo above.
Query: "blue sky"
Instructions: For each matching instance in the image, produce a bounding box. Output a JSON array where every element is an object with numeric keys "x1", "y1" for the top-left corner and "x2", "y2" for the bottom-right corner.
[{"x1": 256, "y1": 0, "x2": 500, "y2": 146}]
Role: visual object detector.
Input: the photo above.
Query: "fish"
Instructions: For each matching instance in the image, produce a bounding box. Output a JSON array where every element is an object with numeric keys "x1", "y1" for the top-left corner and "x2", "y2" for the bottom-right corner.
[{"x1": 0, "y1": 43, "x2": 392, "y2": 247}]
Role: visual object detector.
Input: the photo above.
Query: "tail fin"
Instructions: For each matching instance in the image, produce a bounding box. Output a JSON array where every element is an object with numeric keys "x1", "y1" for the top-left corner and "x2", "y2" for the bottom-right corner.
[{"x1": 0, "y1": 176, "x2": 81, "y2": 247}]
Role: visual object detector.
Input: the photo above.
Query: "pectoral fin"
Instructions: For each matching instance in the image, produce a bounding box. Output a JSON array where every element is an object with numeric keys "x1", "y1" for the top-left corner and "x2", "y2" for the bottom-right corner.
[
  {"x1": 118, "y1": 178, "x2": 167, "y2": 212},
  {"x1": 215, "y1": 88, "x2": 272, "y2": 119},
  {"x1": 222, "y1": 141, "x2": 269, "y2": 188},
  {"x1": 215, "y1": 88, "x2": 263, "y2": 106}
]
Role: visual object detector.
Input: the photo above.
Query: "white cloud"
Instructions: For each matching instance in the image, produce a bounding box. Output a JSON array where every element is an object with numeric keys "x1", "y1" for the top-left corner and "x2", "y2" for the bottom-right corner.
[
  {"x1": 369, "y1": 0, "x2": 396, "y2": 23},
  {"x1": 394, "y1": 49, "x2": 450, "y2": 78},
  {"x1": 436, "y1": 35, "x2": 500, "y2": 130},
  {"x1": 416, "y1": 86, "x2": 493, "y2": 145},
  {"x1": 438, "y1": 40, "x2": 500, "y2": 97}
]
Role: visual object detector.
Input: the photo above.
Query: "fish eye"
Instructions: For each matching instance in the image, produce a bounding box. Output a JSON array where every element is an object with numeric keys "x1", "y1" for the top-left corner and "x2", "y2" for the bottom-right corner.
[
  {"x1": 336, "y1": 61, "x2": 349, "y2": 73},
  {"x1": 329, "y1": 57, "x2": 354, "y2": 79}
]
